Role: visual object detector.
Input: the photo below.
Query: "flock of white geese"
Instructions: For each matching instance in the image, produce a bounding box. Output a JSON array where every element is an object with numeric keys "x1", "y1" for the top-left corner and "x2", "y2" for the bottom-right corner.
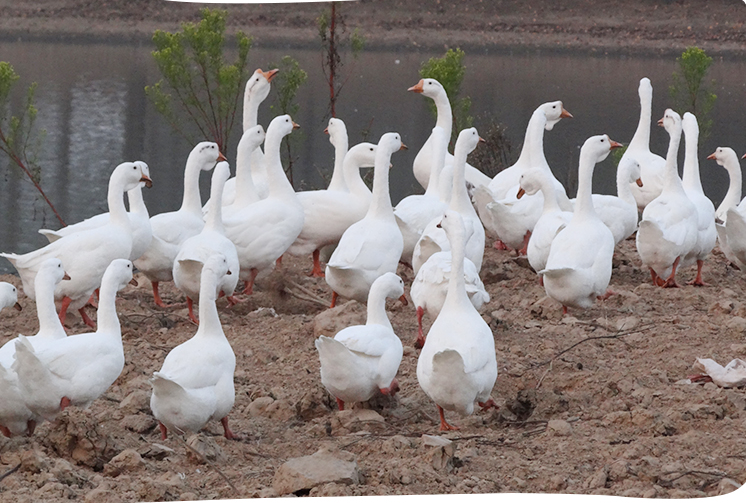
[{"x1": 0, "y1": 70, "x2": 744, "y2": 437}]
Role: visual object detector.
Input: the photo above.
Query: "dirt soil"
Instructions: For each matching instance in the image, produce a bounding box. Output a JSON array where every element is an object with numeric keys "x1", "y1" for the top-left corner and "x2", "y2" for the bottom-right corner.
[{"x1": 1, "y1": 0, "x2": 746, "y2": 501}]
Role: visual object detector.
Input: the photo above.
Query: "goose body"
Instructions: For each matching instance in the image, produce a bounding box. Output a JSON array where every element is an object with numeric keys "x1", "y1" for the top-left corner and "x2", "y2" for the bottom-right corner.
[
  {"x1": 1, "y1": 162, "x2": 151, "y2": 326},
  {"x1": 38, "y1": 162, "x2": 153, "y2": 262},
  {"x1": 635, "y1": 110, "x2": 698, "y2": 287},
  {"x1": 288, "y1": 141, "x2": 377, "y2": 276},
  {"x1": 416, "y1": 211, "x2": 497, "y2": 431},
  {"x1": 412, "y1": 128, "x2": 486, "y2": 275},
  {"x1": 711, "y1": 147, "x2": 746, "y2": 269},
  {"x1": 621, "y1": 77, "x2": 666, "y2": 211},
  {"x1": 12, "y1": 259, "x2": 135, "y2": 421},
  {"x1": 540, "y1": 135, "x2": 620, "y2": 311},
  {"x1": 680, "y1": 112, "x2": 716, "y2": 285},
  {"x1": 134, "y1": 142, "x2": 224, "y2": 306},
  {"x1": 316, "y1": 272, "x2": 404, "y2": 410},
  {"x1": 409, "y1": 78, "x2": 491, "y2": 191},
  {"x1": 174, "y1": 162, "x2": 240, "y2": 323},
  {"x1": 150, "y1": 254, "x2": 236, "y2": 439},
  {"x1": 223, "y1": 115, "x2": 304, "y2": 293},
  {"x1": 0, "y1": 283, "x2": 21, "y2": 313},
  {"x1": 325, "y1": 132, "x2": 406, "y2": 304}
]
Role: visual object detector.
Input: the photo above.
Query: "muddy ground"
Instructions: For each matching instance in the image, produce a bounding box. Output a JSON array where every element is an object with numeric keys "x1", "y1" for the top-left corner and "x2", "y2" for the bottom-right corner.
[{"x1": 1, "y1": 0, "x2": 746, "y2": 501}]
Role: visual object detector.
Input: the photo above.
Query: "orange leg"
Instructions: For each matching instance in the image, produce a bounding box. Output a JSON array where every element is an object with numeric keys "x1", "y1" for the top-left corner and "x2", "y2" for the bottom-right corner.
[
  {"x1": 687, "y1": 259, "x2": 708, "y2": 287},
  {"x1": 275, "y1": 255, "x2": 283, "y2": 269},
  {"x1": 58, "y1": 296, "x2": 72, "y2": 325},
  {"x1": 26, "y1": 419, "x2": 36, "y2": 437},
  {"x1": 493, "y1": 240, "x2": 509, "y2": 251},
  {"x1": 187, "y1": 297, "x2": 198, "y2": 324},
  {"x1": 415, "y1": 306, "x2": 426, "y2": 349},
  {"x1": 244, "y1": 268, "x2": 259, "y2": 295},
  {"x1": 221, "y1": 416, "x2": 236, "y2": 440},
  {"x1": 437, "y1": 405, "x2": 459, "y2": 431},
  {"x1": 330, "y1": 291, "x2": 339, "y2": 308},
  {"x1": 87, "y1": 289, "x2": 99, "y2": 309},
  {"x1": 539, "y1": 275, "x2": 544, "y2": 287},
  {"x1": 562, "y1": 305, "x2": 568, "y2": 315},
  {"x1": 596, "y1": 289, "x2": 616, "y2": 301},
  {"x1": 158, "y1": 421, "x2": 168, "y2": 440},
  {"x1": 309, "y1": 249, "x2": 325, "y2": 277},
  {"x1": 380, "y1": 378, "x2": 400, "y2": 397},
  {"x1": 662, "y1": 256, "x2": 682, "y2": 288},
  {"x1": 60, "y1": 396, "x2": 71, "y2": 411},
  {"x1": 0, "y1": 425, "x2": 10, "y2": 438},
  {"x1": 336, "y1": 398, "x2": 345, "y2": 411},
  {"x1": 78, "y1": 307, "x2": 96, "y2": 329},
  {"x1": 152, "y1": 281, "x2": 167, "y2": 308},
  {"x1": 517, "y1": 230, "x2": 532, "y2": 256},
  {"x1": 478, "y1": 398, "x2": 499, "y2": 412}
]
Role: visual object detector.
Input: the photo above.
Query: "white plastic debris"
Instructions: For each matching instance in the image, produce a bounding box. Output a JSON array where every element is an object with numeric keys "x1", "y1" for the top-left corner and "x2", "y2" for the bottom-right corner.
[{"x1": 692, "y1": 358, "x2": 746, "y2": 388}]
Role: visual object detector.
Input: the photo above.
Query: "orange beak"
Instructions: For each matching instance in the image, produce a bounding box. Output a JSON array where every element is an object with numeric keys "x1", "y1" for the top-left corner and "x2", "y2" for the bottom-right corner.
[
  {"x1": 218, "y1": 152, "x2": 227, "y2": 162},
  {"x1": 742, "y1": 153, "x2": 746, "y2": 160},
  {"x1": 608, "y1": 139, "x2": 623, "y2": 150},
  {"x1": 63, "y1": 273, "x2": 71, "y2": 280},
  {"x1": 398, "y1": 294, "x2": 408, "y2": 306},
  {"x1": 292, "y1": 122, "x2": 300, "y2": 130},
  {"x1": 140, "y1": 175, "x2": 153, "y2": 188},
  {"x1": 657, "y1": 118, "x2": 664, "y2": 126},
  {"x1": 517, "y1": 187, "x2": 526, "y2": 199},
  {"x1": 408, "y1": 79, "x2": 425, "y2": 93},
  {"x1": 560, "y1": 107, "x2": 573, "y2": 119},
  {"x1": 399, "y1": 143, "x2": 408, "y2": 151},
  {"x1": 707, "y1": 152, "x2": 717, "y2": 160},
  {"x1": 324, "y1": 127, "x2": 329, "y2": 135},
  {"x1": 260, "y1": 68, "x2": 279, "y2": 82},
  {"x1": 636, "y1": 178, "x2": 643, "y2": 187},
  {"x1": 479, "y1": 137, "x2": 486, "y2": 143},
  {"x1": 13, "y1": 302, "x2": 21, "y2": 311},
  {"x1": 129, "y1": 278, "x2": 138, "y2": 287}
]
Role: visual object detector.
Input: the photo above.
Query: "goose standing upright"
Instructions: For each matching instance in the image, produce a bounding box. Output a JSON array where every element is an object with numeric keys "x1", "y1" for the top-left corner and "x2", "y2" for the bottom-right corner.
[
  {"x1": 394, "y1": 126, "x2": 449, "y2": 265},
  {"x1": 540, "y1": 135, "x2": 621, "y2": 313},
  {"x1": 134, "y1": 142, "x2": 224, "y2": 307},
  {"x1": 1, "y1": 162, "x2": 151, "y2": 327},
  {"x1": 710, "y1": 147, "x2": 746, "y2": 270},
  {"x1": 635, "y1": 109, "x2": 698, "y2": 287},
  {"x1": 322, "y1": 117, "x2": 350, "y2": 192},
  {"x1": 316, "y1": 272, "x2": 405, "y2": 411},
  {"x1": 0, "y1": 283, "x2": 21, "y2": 313},
  {"x1": 150, "y1": 254, "x2": 237, "y2": 440},
  {"x1": 416, "y1": 211, "x2": 497, "y2": 431},
  {"x1": 288, "y1": 141, "x2": 378, "y2": 276},
  {"x1": 680, "y1": 112, "x2": 716, "y2": 286},
  {"x1": 408, "y1": 78, "x2": 491, "y2": 190},
  {"x1": 39, "y1": 161, "x2": 153, "y2": 262},
  {"x1": 12, "y1": 259, "x2": 136, "y2": 422},
  {"x1": 223, "y1": 115, "x2": 304, "y2": 294},
  {"x1": 412, "y1": 128, "x2": 486, "y2": 275},
  {"x1": 173, "y1": 162, "x2": 240, "y2": 323},
  {"x1": 325, "y1": 132, "x2": 407, "y2": 306},
  {"x1": 621, "y1": 77, "x2": 666, "y2": 211},
  {"x1": 221, "y1": 125, "x2": 266, "y2": 222}
]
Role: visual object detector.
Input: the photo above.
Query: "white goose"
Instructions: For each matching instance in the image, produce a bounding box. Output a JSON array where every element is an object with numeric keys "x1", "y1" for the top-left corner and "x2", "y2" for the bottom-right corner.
[
  {"x1": 0, "y1": 259, "x2": 68, "y2": 438},
  {"x1": 325, "y1": 132, "x2": 407, "y2": 306},
  {"x1": 288, "y1": 141, "x2": 377, "y2": 277},
  {"x1": 395, "y1": 126, "x2": 449, "y2": 265},
  {"x1": 173, "y1": 161, "x2": 240, "y2": 323},
  {"x1": 38, "y1": 161, "x2": 153, "y2": 262},
  {"x1": 223, "y1": 115, "x2": 304, "y2": 294},
  {"x1": 621, "y1": 77, "x2": 666, "y2": 211},
  {"x1": 134, "y1": 142, "x2": 224, "y2": 307},
  {"x1": 221, "y1": 125, "x2": 266, "y2": 222},
  {"x1": 412, "y1": 128, "x2": 486, "y2": 275},
  {"x1": 635, "y1": 109, "x2": 698, "y2": 288},
  {"x1": 315, "y1": 272, "x2": 405, "y2": 411},
  {"x1": 416, "y1": 211, "x2": 497, "y2": 431},
  {"x1": 218, "y1": 68, "x2": 278, "y2": 207},
  {"x1": 0, "y1": 283, "x2": 21, "y2": 313},
  {"x1": 680, "y1": 112, "x2": 716, "y2": 286},
  {"x1": 12, "y1": 259, "x2": 135, "y2": 422},
  {"x1": 540, "y1": 135, "x2": 621, "y2": 313},
  {"x1": 150, "y1": 253, "x2": 237, "y2": 440},
  {"x1": 476, "y1": 106, "x2": 573, "y2": 253},
  {"x1": 519, "y1": 168, "x2": 573, "y2": 280},
  {"x1": 408, "y1": 78, "x2": 491, "y2": 190},
  {"x1": 711, "y1": 147, "x2": 746, "y2": 270},
  {"x1": 322, "y1": 117, "x2": 350, "y2": 192},
  {"x1": 1, "y1": 162, "x2": 151, "y2": 328}
]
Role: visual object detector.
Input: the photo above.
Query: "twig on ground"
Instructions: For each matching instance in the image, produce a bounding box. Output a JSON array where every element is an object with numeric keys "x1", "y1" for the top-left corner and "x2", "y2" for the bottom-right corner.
[
  {"x1": 284, "y1": 279, "x2": 330, "y2": 307},
  {"x1": 657, "y1": 469, "x2": 729, "y2": 487},
  {"x1": 0, "y1": 463, "x2": 21, "y2": 484},
  {"x1": 535, "y1": 361, "x2": 553, "y2": 390},
  {"x1": 171, "y1": 433, "x2": 240, "y2": 495}
]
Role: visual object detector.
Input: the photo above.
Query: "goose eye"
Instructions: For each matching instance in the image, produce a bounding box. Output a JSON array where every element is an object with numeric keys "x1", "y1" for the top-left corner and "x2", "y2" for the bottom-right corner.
[{"x1": 370, "y1": 148, "x2": 374, "y2": 151}]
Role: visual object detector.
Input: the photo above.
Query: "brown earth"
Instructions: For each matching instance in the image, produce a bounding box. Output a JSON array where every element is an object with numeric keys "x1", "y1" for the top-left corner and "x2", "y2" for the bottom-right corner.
[{"x1": 1, "y1": 1, "x2": 746, "y2": 501}]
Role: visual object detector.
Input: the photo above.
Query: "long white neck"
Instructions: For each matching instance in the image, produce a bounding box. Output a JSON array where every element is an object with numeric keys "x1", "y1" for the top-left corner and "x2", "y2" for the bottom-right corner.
[
  {"x1": 539, "y1": 177, "x2": 562, "y2": 215},
  {"x1": 629, "y1": 88, "x2": 653, "y2": 151},
  {"x1": 444, "y1": 224, "x2": 470, "y2": 308},
  {"x1": 574, "y1": 148, "x2": 600, "y2": 220},
  {"x1": 205, "y1": 173, "x2": 226, "y2": 234},
  {"x1": 662, "y1": 124, "x2": 685, "y2": 195},
  {"x1": 682, "y1": 123, "x2": 702, "y2": 192},
  {"x1": 343, "y1": 155, "x2": 372, "y2": 199},
  {"x1": 234, "y1": 143, "x2": 260, "y2": 208},
  {"x1": 194, "y1": 270, "x2": 224, "y2": 339},
  {"x1": 181, "y1": 156, "x2": 208, "y2": 215},
  {"x1": 264, "y1": 131, "x2": 296, "y2": 199},
  {"x1": 326, "y1": 132, "x2": 350, "y2": 192},
  {"x1": 96, "y1": 280, "x2": 122, "y2": 336},
  {"x1": 717, "y1": 154, "x2": 742, "y2": 217},
  {"x1": 518, "y1": 109, "x2": 545, "y2": 167},
  {"x1": 36, "y1": 275, "x2": 65, "y2": 338},
  {"x1": 126, "y1": 185, "x2": 148, "y2": 217},
  {"x1": 616, "y1": 160, "x2": 637, "y2": 206},
  {"x1": 367, "y1": 150, "x2": 393, "y2": 218},
  {"x1": 527, "y1": 112, "x2": 549, "y2": 171},
  {"x1": 365, "y1": 285, "x2": 394, "y2": 330},
  {"x1": 243, "y1": 88, "x2": 260, "y2": 131},
  {"x1": 433, "y1": 91, "x2": 453, "y2": 140},
  {"x1": 108, "y1": 175, "x2": 130, "y2": 226},
  {"x1": 424, "y1": 131, "x2": 447, "y2": 198},
  {"x1": 448, "y1": 141, "x2": 470, "y2": 213}
]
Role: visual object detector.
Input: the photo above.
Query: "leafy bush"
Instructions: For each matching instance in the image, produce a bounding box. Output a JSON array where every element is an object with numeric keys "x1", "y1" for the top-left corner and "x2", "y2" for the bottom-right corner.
[{"x1": 669, "y1": 47, "x2": 717, "y2": 142}]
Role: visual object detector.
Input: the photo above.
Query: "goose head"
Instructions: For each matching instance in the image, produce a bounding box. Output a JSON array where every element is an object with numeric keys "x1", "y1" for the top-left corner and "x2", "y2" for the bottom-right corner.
[
  {"x1": 408, "y1": 78, "x2": 445, "y2": 99},
  {"x1": 111, "y1": 161, "x2": 154, "y2": 193},
  {"x1": 454, "y1": 127, "x2": 484, "y2": 157},
  {"x1": 37, "y1": 258, "x2": 71, "y2": 286},
  {"x1": 582, "y1": 134, "x2": 623, "y2": 164},
  {"x1": 682, "y1": 111, "x2": 699, "y2": 136},
  {"x1": 212, "y1": 161, "x2": 231, "y2": 188},
  {"x1": 657, "y1": 108, "x2": 682, "y2": 135},
  {"x1": 540, "y1": 101, "x2": 573, "y2": 130},
  {"x1": 437, "y1": 209, "x2": 472, "y2": 243},
  {"x1": 267, "y1": 114, "x2": 300, "y2": 144},
  {"x1": 133, "y1": 161, "x2": 151, "y2": 189},
  {"x1": 238, "y1": 125, "x2": 266, "y2": 158},
  {"x1": 345, "y1": 142, "x2": 377, "y2": 169},
  {"x1": 325, "y1": 117, "x2": 348, "y2": 148},
  {"x1": 102, "y1": 259, "x2": 137, "y2": 293},
  {"x1": 517, "y1": 167, "x2": 547, "y2": 198},
  {"x1": 638, "y1": 77, "x2": 653, "y2": 101},
  {"x1": 371, "y1": 272, "x2": 405, "y2": 302},
  {"x1": 707, "y1": 147, "x2": 739, "y2": 168},
  {"x1": 619, "y1": 156, "x2": 643, "y2": 186},
  {"x1": 244, "y1": 68, "x2": 278, "y2": 105},
  {"x1": 0, "y1": 282, "x2": 21, "y2": 312},
  {"x1": 377, "y1": 132, "x2": 407, "y2": 159},
  {"x1": 189, "y1": 142, "x2": 227, "y2": 172},
  {"x1": 202, "y1": 253, "x2": 231, "y2": 281}
]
